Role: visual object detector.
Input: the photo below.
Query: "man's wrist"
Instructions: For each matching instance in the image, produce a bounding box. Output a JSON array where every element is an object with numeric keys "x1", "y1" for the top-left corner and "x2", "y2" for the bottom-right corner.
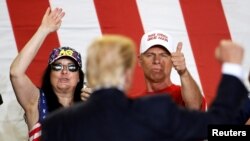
[{"x1": 222, "y1": 63, "x2": 243, "y2": 81}]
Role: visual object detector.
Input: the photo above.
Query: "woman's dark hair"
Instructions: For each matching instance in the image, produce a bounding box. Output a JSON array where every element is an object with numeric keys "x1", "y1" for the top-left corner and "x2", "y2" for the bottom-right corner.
[{"x1": 41, "y1": 61, "x2": 84, "y2": 113}]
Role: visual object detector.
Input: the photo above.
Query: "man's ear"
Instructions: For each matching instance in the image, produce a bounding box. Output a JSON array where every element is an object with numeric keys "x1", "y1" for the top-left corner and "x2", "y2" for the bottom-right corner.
[
  {"x1": 124, "y1": 68, "x2": 134, "y2": 92},
  {"x1": 248, "y1": 71, "x2": 250, "y2": 83},
  {"x1": 138, "y1": 55, "x2": 142, "y2": 67}
]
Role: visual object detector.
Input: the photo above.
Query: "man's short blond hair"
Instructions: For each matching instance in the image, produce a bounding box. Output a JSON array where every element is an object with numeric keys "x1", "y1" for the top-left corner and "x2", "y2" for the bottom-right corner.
[{"x1": 86, "y1": 35, "x2": 136, "y2": 89}]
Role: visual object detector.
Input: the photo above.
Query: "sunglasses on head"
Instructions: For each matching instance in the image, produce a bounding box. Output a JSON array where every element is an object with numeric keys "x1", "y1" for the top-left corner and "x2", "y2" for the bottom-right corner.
[{"x1": 51, "y1": 63, "x2": 79, "y2": 72}]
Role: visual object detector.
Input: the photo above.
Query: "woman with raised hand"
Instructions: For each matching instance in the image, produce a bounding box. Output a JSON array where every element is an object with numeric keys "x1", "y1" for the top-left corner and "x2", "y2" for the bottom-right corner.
[{"x1": 10, "y1": 7, "x2": 84, "y2": 141}]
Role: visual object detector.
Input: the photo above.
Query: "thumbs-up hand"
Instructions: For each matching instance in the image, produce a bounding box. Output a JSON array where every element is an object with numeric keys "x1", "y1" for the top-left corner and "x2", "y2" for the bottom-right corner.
[
  {"x1": 81, "y1": 84, "x2": 93, "y2": 101},
  {"x1": 171, "y1": 42, "x2": 187, "y2": 75}
]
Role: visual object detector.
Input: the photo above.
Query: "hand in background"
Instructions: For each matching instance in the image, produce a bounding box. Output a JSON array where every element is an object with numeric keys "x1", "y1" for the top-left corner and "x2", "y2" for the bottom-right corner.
[
  {"x1": 40, "y1": 7, "x2": 65, "y2": 34},
  {"x1": 81, "y1": 86, "x2": 93, "y2": 101},
  {"x1": 171, "y1": 42, "x2": 187, "y2": 76}
]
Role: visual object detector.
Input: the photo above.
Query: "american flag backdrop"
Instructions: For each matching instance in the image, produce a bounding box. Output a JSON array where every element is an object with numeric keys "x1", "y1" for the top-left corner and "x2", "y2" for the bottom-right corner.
[{"x1": 0, "y1": 0, "x2": 250, "y2": 140}]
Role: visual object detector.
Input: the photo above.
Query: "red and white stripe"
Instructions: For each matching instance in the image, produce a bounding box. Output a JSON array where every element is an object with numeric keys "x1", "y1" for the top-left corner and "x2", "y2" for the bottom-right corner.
[
  {"x1": 29, "y1": 122, "x2": 41, "y2": 141},
  {"x1": 1, "y1": 0, "x2": 250, "y2": 126}
]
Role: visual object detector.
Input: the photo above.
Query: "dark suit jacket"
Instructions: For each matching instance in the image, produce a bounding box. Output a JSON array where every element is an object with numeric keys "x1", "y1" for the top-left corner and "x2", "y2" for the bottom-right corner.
[
  {"x1": 41, "y1": 74, "x2": 248, "y2": 141},
  {"x1": 235, "y1": 96, "x2": 250, "y2": 124}
]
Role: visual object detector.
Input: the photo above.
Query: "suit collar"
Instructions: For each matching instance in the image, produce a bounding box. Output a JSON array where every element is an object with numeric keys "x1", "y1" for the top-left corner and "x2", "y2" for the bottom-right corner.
[{"x1": 89, "y1": 88, "x2": 130, "y2": 108}]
